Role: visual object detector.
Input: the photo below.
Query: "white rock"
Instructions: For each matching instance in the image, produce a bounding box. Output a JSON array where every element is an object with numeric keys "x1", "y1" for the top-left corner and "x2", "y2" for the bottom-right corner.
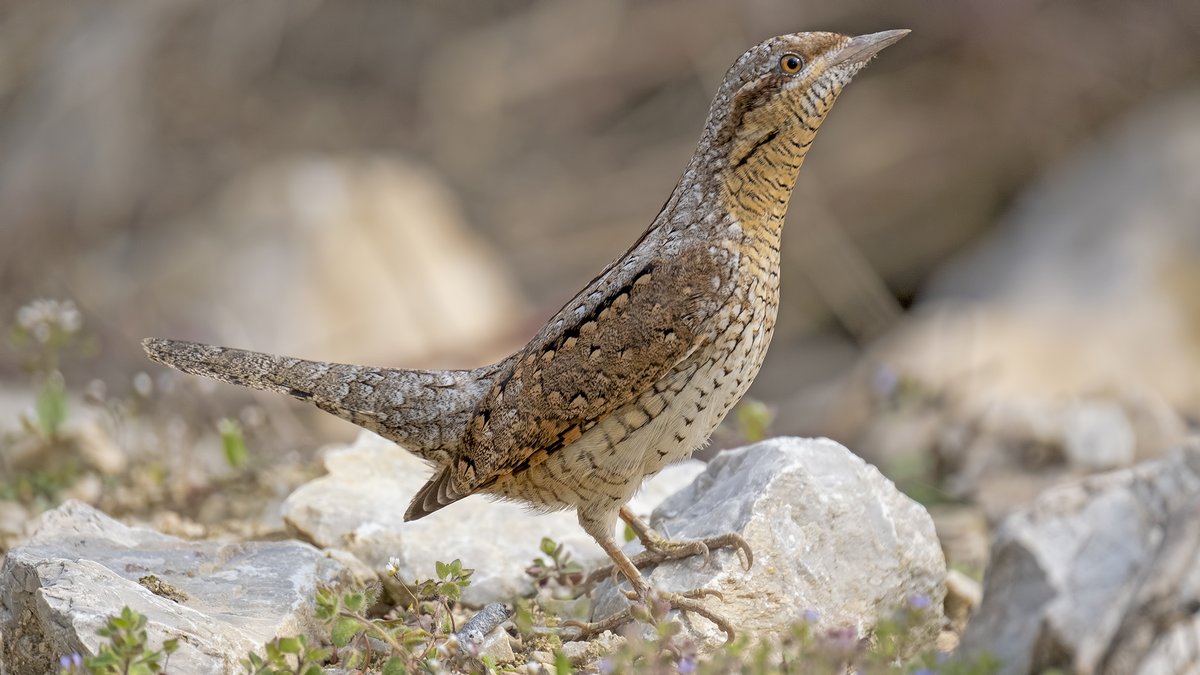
[
  {"x1": 1061, "y1": 400, "x2": 1136, "y2": 471},
  {"x1": 282, "y1": 431, "x2": 705, "y2": 606},
  {"x1": 959, "y1": 443, "x2": 1200, "y2": 674},
  {"x1": 0, "y1": 501, "x2": 348, "y2": 674},
  {"x1": 591, "y1": 437, "x2": 946, "y2": 650}
]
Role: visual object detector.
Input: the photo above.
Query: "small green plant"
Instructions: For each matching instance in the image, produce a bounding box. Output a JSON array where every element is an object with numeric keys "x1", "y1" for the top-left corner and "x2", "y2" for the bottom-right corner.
[
  {"x1": 526, "y1": 537, "x2": 585, "y2": 593},
  {"x1": 241, "y1": 635, "x2": 329, "y2": 675},
  {"x1": 74, "y1": 606, "x2": 178, "y2": 675},
  {"x1": 293, "y1": 559, "x2": 477, "y2": 673},
  {"x1": 10, "y1": 299, "x2": 88, "y2": 441}
]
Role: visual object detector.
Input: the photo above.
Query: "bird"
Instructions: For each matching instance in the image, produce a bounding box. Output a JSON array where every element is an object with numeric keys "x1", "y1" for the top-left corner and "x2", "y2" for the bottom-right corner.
[{"x1": 143, "y1": 28, "x2": 908, "y2": 640}]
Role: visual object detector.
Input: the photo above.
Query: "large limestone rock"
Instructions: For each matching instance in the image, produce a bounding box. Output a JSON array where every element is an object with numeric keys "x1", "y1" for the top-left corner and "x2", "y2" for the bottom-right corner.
[
  {"x1": 591, "y1": 437, "x2": 946, "y2": 649},
  {"x1": 282, "y1": 431, "x2": 706, "y2": 606},
  {"x1": 959, "y1": 443, "x2": 1200, "y2": 675},
  {"x1": 0, "y1": 501, "x2": 349, "y2": 674}
]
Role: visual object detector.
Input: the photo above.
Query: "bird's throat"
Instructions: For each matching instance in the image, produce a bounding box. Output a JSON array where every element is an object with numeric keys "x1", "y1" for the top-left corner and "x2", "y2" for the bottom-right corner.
[{"x1": 720, "y1": 125, "x2": 816, "y2": 244}]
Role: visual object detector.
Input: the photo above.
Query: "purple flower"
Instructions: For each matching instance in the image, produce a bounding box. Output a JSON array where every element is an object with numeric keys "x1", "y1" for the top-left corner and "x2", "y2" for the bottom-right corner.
[
  {"x1": 914, "y1": 669, "x2": 937, "y2": 675},
  {"x1": 803, "y1": 608, "x2": 820, "y2": 622},
  {"x1": 59, "y1": 655, "x2": 71, "y2": 670},
  {"x1": 909, "y1": 594, "x2": 932, "y2": 610},
  {"x1": 824, "y1": 626, "x2": 859, "y2": 652},
  {"x1": 678, "y1": 656, "x2": 697, "y2": 673}
]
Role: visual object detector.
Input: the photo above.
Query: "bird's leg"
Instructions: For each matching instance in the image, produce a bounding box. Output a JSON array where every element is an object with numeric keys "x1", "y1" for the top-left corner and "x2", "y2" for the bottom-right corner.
[
  {"x1": 565, "y1": 513, "x2": 739, "y2": 643},
  {"x1": 583, "y1": 506, "x2": 753, "y2": 589}
]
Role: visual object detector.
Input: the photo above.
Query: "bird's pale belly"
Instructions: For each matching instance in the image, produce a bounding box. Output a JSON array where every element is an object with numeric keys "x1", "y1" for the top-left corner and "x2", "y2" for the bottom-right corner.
[{"x1": 488, "y1": 294, "x2": 777, "y2": 516}]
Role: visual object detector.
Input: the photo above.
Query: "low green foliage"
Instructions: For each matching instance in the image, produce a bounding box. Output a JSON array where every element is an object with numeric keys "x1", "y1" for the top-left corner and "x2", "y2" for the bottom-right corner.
[
  {"x1": 571, "y1": 595, "x2": 1001, "y2": 675},
  {"x1": 242, "y1": 635, "x2": 329, "y2": 675},
  {"x1": 63, "y1": 606, "x2": 178, "y2": 675},
  {"x1": 299, "y1": 559, "x2": 477, "y2": 673}
]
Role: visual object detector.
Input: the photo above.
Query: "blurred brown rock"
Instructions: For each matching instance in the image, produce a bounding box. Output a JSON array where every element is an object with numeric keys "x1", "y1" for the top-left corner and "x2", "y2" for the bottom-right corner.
[{"x1": 138, "y1": 156, "x2": 525, "y2": 368}]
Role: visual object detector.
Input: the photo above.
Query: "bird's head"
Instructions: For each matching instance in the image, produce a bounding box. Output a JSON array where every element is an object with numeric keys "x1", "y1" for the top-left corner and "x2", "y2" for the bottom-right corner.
[{"x1": 706, "y1": 30, "x2": 909, "y2": 167}]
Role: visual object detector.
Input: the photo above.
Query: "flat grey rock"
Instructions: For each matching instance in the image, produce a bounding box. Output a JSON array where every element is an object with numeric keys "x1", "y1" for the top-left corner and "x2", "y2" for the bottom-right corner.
[
  {"x1": 282, "y1": 431, "x2": 705, "y2": 606},
  {"x1": 591, "y1": 437, "x2": 946, "y2": 649},
  {"x1": 959, "y1": 443, "x2": 1200, "y2": 675},
  {"x1": 0, "y1": 501, "x2": 348, "y2": 674}
]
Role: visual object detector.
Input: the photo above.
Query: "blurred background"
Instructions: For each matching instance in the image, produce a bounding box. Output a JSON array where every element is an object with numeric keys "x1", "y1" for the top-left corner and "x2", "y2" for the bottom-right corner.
[{"x1": 1, "y1": 0, "x2": 1198, "y2": 550}]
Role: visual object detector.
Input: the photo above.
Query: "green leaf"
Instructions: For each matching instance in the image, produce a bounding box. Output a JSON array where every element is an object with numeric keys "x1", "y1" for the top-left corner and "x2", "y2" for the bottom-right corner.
[
  {"x1": 382, "y1": 656, "x2": 408, "y2": 675},
  {"x1": 162, "y1": 637, "x2": 179, "y2": 654},
  {"x1": 540, "y1": 537, "x2": 558, "y2": 556},
  {"x1": 343, "y1": 591, "x2": 365, "y2": 613},
  {"x1": 554, "y1": 650, "x2": 573, "y2": 675},
  {"x1": 275, "y1": 636, "x2": 302, "y2": 654},
  {"x1": 218, "y1": 418, "x2": 249, "y2": 469},
  {"x1": 331, "y1": 617, "x2": 363, "y2": 647},
  {"x1": 435, "y1": 560, "x2": 449, "y2": 579}
]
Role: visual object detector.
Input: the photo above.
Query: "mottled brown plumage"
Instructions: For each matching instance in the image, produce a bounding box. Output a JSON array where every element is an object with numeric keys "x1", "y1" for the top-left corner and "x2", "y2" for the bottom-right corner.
[{"x1": 143, "y1": 28, "x2": 907, "y2": 639}]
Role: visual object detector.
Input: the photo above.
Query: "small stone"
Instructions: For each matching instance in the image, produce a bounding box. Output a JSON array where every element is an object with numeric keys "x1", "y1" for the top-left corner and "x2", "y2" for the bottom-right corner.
[
  {"x1": 473, "y1": 626, "x2": 515, "y2": 665},
  {"x1": 559, "y1": 632, "x2": 625, "y2": 665},
  {"x1": 943, "y1": 568, "x2": 982, "y2": 629},
  {"x1": 456, "y1": 602, "x2": 511, "y2": 647}
]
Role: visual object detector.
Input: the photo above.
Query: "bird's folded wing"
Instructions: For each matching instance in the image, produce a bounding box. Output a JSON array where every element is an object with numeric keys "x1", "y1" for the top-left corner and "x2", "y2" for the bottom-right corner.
[{"x1": 458, "y1": 243, "x2": 729, "y2": 493}]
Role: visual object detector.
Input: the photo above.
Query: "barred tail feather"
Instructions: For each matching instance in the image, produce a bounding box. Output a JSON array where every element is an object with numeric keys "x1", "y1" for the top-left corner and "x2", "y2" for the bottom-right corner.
[{"x1": 142, "y1": 338, "x2": 496, "y2": 461}]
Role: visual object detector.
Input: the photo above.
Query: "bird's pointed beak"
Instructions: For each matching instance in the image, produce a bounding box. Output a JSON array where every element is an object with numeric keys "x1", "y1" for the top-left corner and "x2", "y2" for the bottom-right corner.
[{"x1": 827, "y1": 29, "x2": 910, "y2": 68}]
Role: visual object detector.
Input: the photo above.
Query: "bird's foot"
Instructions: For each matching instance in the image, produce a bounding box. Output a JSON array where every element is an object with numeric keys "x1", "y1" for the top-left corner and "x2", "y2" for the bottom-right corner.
[
  {"x1": 563, "y1": 587, "x2": 737, "y2": 643},
  {"x1": 583, "y1": 518, "x2": 753, "y2": 590}
]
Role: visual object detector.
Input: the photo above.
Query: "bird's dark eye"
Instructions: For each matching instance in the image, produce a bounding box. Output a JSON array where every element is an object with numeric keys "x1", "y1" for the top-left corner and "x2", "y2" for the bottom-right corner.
[{"x1": 779, "y1": 53, "x2": 804, "y2": 74}]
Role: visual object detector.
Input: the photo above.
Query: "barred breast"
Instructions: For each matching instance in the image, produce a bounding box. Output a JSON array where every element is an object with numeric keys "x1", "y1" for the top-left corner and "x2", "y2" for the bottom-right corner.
[{"x1": 487, "y1": 246, "x2": 780, "y2": 518}]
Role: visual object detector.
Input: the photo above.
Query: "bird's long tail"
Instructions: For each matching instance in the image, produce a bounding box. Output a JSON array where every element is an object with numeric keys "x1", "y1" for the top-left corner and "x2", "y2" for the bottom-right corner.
[{"x1": 142, "y1": 338, "x2": 495, "y2": 461}]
